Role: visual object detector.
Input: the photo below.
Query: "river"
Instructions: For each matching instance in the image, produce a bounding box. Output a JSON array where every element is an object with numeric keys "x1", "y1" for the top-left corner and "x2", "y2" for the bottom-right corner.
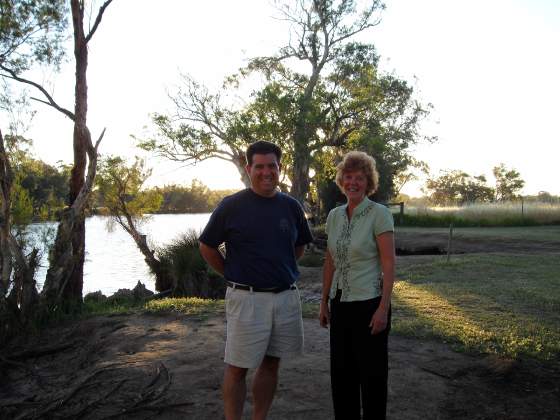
[{"x1": 32, "y1": 213, "x2": 211, "y2": 296}]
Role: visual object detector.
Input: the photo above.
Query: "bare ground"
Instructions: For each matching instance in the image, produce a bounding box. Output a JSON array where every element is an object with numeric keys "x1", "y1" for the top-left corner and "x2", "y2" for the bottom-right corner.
[{"x1": 1, "y1": 232, "x2": 559, "y2": 419}]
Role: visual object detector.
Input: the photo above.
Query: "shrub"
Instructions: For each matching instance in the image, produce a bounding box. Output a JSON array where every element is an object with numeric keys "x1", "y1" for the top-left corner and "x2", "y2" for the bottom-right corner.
[{"x1": 157, "y1": 230, "x2": 225, "y2": 299}]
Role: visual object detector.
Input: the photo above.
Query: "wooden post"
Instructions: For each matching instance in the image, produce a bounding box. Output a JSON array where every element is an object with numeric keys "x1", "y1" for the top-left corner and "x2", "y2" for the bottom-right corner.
[
  {"x1": 399, "y1": 201, "x2": 404, "y2": 225},
  {"x1": 447, "y1": 223, "x2": 453, "y2": 262}
]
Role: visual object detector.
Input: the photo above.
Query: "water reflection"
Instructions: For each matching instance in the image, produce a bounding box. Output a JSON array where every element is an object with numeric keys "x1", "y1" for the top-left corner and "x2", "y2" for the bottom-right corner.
[{"x1": 33, "y1": 214, "x2": 211, "y2": 296}]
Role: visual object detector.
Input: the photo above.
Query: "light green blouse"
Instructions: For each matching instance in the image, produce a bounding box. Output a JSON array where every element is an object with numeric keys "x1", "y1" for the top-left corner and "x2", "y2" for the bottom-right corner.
[{"x1": 326, "y1": 197, "x2": 394, "y2": 302}]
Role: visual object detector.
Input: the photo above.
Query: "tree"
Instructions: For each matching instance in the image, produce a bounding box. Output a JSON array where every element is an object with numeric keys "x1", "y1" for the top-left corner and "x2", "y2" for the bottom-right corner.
[
  {"x1": 96, "y1": 156, "x2": 173, "y2": 292},
  {"x1": 0, "y1": 128, "x2": 41, "y2": 342},
  {"x1": 137, "y1": 74, "x2": 252, "y2": 187},
  {"x1": 425, "y1": 170, "x2": 494, "y2": 206},
  {"x1": 1, "y1": 0, "x2": 112, "y2": 313},
  {"x1": 141, "y1": 1, "x2": 432, "y2": 209},
  {"x1": 493, "y1": 163, "x2": 525, "y2": 201},
  {"x1": 245, "y1": 0, "x2": 385, "y2": 202}
]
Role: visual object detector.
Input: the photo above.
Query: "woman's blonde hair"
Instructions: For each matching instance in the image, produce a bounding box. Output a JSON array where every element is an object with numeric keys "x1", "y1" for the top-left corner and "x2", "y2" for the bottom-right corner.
[{"x1": 335, "y1": 151, "x2": 379, "y2": 196}]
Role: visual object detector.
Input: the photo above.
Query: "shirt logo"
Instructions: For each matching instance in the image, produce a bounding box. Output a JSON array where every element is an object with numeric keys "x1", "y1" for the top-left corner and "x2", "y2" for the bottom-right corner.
[{"x1": 279, "y1": 218, "x2": 290, "y2": 234}]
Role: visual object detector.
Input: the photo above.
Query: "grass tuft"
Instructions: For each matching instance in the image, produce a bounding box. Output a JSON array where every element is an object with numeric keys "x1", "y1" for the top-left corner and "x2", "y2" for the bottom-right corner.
[{"x1": 144, "y1": 297, "x2": 224, "y2": 319}]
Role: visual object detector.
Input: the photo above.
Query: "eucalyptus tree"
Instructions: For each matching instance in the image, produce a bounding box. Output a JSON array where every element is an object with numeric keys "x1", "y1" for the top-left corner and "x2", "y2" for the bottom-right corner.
[
  {"x1": 425, "y1": 170, "x2": 495, "y2": 206},
  {"x1": 96, "y1": 156, "x2": 173, "y2": 292},
  {"x1": 493, "y1": 163, "x2": 525, "y2": 201},
  {"x1": 142, "y1": 0, "x2": 432, "y2": 210},
  {"x1": 245, "y1": 0, "x2": 385, "y2": 202},
  {"x1": 0, "y1": 0, "x2": 113, "y2": 314},
  {"x1": 137, "y1": 74, "x2": 253, "y2": 187}
]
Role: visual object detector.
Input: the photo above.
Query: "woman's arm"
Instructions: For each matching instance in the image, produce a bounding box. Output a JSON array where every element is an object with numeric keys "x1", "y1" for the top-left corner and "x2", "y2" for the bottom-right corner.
[
  {"x1": 319, "y1": 249, "x2": 335, "y2": 328},
  {"x1": 370, "y1": 231, "x2": 395, "y2": 334}
]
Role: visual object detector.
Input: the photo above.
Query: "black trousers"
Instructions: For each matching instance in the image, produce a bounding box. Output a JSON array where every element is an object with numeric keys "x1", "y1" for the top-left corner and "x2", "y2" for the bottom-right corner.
[{"x1": 330, "y1": 293, "x2": 391, "y2": 420}]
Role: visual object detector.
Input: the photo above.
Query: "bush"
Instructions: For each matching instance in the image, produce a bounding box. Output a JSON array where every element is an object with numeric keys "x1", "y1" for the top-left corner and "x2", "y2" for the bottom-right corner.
[
  {"x1": 83, "y1": 290, "x2": 107, "y2": 304},
  {"x1": 157, "y1": 230, "x2": 225, "y2": 299}
]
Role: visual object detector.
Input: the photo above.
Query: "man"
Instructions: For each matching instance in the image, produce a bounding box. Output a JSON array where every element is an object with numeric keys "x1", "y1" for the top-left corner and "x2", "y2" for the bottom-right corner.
[{"x1": 199, "y1": 140, "x2": 313, "y2": 420}]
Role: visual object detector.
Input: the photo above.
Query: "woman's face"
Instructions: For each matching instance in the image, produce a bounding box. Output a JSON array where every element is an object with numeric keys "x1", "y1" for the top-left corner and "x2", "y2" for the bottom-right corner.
[{"x1": 342, "y1": 170, "x2": 368, "y2": 203}]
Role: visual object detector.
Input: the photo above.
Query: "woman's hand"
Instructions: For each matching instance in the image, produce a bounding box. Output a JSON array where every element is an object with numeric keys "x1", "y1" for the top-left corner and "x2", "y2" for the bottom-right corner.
[
  {"x1": 319, "y1": 300, "x2": 330, "y2": 328},
  {"x1": 369, "y1": 306, "x2": 388, "y2": 335}
]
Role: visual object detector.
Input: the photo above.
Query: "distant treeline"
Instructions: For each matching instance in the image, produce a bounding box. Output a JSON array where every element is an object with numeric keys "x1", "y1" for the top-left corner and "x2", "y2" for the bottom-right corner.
[
  {"x1": 93, "y1": 179, "x2": 238, "y2": 216},
  {"x1": 12, "y1": 154, "x2": 560, "y2": 223},
  {"x1": 147, "y1": 181, "x2": 238, "y2": 214},
  {"x1": 11, "y1": 155, "x2": 237, "y2": 222}
]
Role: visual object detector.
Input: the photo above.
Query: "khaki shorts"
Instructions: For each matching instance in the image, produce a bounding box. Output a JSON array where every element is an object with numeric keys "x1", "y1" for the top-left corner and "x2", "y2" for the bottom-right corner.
[{"x1": 224, "y1": 286, "x2": 304, "y2": 369}]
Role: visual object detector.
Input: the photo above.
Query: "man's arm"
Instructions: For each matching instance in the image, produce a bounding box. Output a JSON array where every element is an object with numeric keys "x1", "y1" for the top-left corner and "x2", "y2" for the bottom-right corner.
[
  {"x1": 295, "y1": 245, "x2": 306, "y2": 260},
  {"x1": 199, "y1": 242, "x2": 225, "y2": 276}
]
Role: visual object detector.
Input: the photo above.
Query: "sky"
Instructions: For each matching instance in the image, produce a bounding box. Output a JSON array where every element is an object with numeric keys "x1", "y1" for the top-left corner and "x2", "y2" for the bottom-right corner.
[{"x1": 8, "y1": 0, "x2": 560, "y2": 197}]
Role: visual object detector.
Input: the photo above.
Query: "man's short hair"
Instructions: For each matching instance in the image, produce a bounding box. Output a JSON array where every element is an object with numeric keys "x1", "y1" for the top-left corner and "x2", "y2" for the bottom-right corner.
[{"x1": 246, "y1": 141, "x2": 282, "y2": 166}]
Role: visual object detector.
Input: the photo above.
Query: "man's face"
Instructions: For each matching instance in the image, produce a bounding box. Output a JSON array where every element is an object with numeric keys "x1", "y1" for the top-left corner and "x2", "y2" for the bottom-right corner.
[{"x1": 246, "y1": 153, "x2": 281, "y2": 197}]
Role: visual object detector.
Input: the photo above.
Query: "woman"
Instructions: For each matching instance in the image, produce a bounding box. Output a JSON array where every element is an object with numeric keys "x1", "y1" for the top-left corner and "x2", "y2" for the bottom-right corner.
[{"x1": 319, "y1": 151, "x2": 395, "y2": 420}]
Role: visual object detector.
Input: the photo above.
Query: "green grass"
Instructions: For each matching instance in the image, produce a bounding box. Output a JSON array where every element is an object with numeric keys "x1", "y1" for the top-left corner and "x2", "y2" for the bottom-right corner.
[
  {"x1": 393, "y1": 254, "x2": 560, "y2": 361},
  {"x1": 83, "y1": 300, "x2": 142, "y2": 316},
  {"x1": 144, "y1": 297, "x2": 224, "y2": 320}
]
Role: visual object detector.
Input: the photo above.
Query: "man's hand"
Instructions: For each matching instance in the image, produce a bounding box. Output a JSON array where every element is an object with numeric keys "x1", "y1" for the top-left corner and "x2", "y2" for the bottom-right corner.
[{"x1": 199, "y1": 242, "x2": 225, "y2": 276}]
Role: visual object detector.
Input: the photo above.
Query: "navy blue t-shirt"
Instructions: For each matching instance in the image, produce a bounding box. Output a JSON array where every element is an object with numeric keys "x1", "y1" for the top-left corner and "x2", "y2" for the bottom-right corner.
[{"x1": 199, "y1": 189, "x2": 314, "y2": 288}]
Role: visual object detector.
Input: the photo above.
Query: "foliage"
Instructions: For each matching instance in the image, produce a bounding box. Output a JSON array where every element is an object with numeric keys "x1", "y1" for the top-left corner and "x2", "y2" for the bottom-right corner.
[
  {"x1": 155, "y1": 180, "x2": 236, "y2": 213},
  {"x1": 15, "y1": 154, "x2": 68, "y2": 221},
  {"x1": 0, "y1": 0, "x2": 68, "y2": 74},
  {"x1": 157, "y1": 230, "x2": 206, "y2": 278},
  {"x1": 10, "y1": 176, "x2": 34, "y2": 225},
  {"x1": 136, "y1": 74, "x2": 252, "y2": 187},
  {"x1": 96, "y1": 155, "x2": 162, "y2": 226},
  {"x1": 493, "y1": 163, "x2": 525, "y2": 201},
  {"x1": 425, "y1": 170, "x2": 495, "y2": 206},
  {"x1": 140, "y1": 0, "x2": 433, "y2": 207},
  {"x1": 157, "y1": 230, "x2": 225, "y2": 298}
]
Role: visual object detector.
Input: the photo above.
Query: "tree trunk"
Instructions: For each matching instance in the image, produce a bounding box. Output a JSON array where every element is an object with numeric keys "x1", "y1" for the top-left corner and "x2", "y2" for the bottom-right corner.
[
  {"x1": 0, "y1": 129, "x2": 13, "y2": 296},
  {"x1": 62, "y1": 0, "x2": 89, "y2": 306},
  {"x1": 119, "y1": 214, "x2": 173, "y2": 292},
  {"x1": 291, "y1": 132, "x2": 311, "y2": 203},
  {"x1": 134, "y1": 232, "x2": 173, "y2": 292},
  {"x1": 289, "y1": 66, "x2": 322, "y2": 203},
  {"x1": 0, "y1": 129, "x2": 40, "y2": 342},
  {"x1": 233, "y1": 151, "x2": 250, "y2": 188},
  {"x1": 42, "y1": 1, "x2": 94, "y2": 310}
]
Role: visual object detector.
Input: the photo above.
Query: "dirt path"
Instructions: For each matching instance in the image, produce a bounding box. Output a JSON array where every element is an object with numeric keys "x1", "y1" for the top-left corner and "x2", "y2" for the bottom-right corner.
[{"x1": 1, "y1": 311, "x2": 558, "y2": 419}]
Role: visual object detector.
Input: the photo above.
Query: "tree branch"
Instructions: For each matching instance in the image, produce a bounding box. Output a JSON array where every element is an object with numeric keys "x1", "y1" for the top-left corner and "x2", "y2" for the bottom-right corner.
[
  {"x1": 0, "y1": 64, "x2": 75, "y2": 121},
  {"x1": 85, "y1": 0, "x2": 114, "y2": 43}
]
